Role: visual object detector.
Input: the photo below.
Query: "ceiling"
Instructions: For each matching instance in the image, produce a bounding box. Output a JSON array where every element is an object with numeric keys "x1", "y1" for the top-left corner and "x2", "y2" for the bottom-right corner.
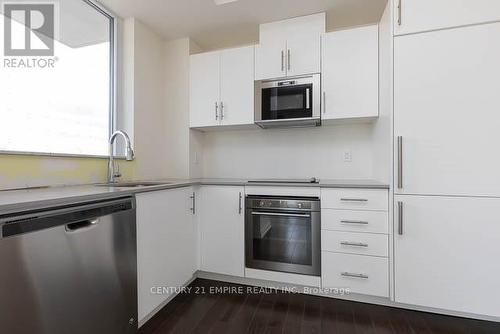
[{"x1": 99, "y1": 0, "x2": 387, "y2": 51}]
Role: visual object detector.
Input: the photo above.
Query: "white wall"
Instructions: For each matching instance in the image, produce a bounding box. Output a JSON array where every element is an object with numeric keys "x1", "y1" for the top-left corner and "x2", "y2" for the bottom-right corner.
[
  {"x1": 128, "y1": 19, "x2": 170, "y2": 180},
  {"x1": 163, "y1": 38, "x2": 191, "y2": 179},
  {"x1": 201, "y1": 124, "x2": 377, "y2": 180}
]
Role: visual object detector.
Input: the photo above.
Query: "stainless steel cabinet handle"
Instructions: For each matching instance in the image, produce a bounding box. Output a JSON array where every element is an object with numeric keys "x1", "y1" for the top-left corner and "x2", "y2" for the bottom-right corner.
[
  {"x1": 340, "y1": 241, "x2": 369, "y2": 247},
  {"x1": 251, "y1": 212, "x2": 311, "y2": 218},
  {"x1": 341, "y1": 272, "x2": 369, "y2": 279},
  {"x1": 238, "y1": 192, "x2": 242, "y2": 215},
  {"x1": 397, "y1": 0, "x2": 402, "y2": 26},
  {"x1": 398, "y1": 201, "x2": 403, "y2": 235},
  {"x1": 397, "y1": 136, "x2": 403, "y2": 188},
  {"x1": 220, "y1": 101, "x2": 224, "y2": 120},
  {"x1": 287, "y1": 49, "x2": 291, "y2": 71},
  {"x1": 190, "y1": 192, "x2": 195, "y2": 214},
  {"x1": 340, "y1": 198, "x2": 368, "y2": 202},
  {"x1": 323, "y1": 91, "x2": 326, "y2": 114},
  {"x1": 281, "y1": 50, "x2": 285, "y2": 72},
  {"x1": 340, "y1": 220, "x2": 369, "y2": 225},
  {"x1": 215, "y1": 102, "x2": 219, "y2": 120}
]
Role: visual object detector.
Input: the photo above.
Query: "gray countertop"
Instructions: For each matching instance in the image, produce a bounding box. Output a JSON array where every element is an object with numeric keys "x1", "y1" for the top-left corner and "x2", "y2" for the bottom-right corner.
[{"x1": 0, "y1": 178, "x2": 388, "y2": 214}]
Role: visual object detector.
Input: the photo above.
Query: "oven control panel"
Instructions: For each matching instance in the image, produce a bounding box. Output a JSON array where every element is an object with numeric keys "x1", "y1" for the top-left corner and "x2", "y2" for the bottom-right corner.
[{"x1": 248, "y1": 196, "x2": 320, "y2": 211}]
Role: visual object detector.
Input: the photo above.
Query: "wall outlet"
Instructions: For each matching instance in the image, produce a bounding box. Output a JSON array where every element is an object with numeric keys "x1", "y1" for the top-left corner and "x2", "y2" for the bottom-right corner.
[{"x1": 343, "y1": 150, "x2": 352, "y2": 162}]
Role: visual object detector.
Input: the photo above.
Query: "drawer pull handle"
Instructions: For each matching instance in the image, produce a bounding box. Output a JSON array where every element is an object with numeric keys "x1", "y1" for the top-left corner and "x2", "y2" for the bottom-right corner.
[
  {"x1": 340, "y1": 241, "x2": 368, "y2": 247},
  {"x1": 340, "y1": 220, "x2": 369, "y2": 225},
  {"x1": 340, "y1": 198, "x2": 368, "y2": 202},
  {"x1": 341, "y1": 272, "x2": 368, "y2": 279}
]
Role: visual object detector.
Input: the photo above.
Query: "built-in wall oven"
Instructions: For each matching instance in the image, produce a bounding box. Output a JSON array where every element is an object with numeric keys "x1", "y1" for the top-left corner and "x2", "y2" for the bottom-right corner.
[
  {"x1": 255, "y1": 74, "x2": 321, "y2": 128},
  {"x1": 245, "y1": 195, "x2": 321, "y2": 276}
]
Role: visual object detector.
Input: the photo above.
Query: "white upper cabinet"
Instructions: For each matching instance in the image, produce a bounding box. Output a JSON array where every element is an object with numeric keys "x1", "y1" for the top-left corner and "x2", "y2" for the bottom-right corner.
[
  {"x1": 393, "y1": 0, "x2": 500, "y2": 36},
  {"x1": 322, "y1": 25, "x2": 379, "y2": 121},
  {"x1": 219, "y1": 46, "x2": 255, "y2": 126},
  {"x1": 394, "y1": 195, "x2": 500, "y2": 317},
  {"x1": 190, "y1": 46, "x2": 254, "y2": 128},
  {"x1": 256, "y1": 13, "x2": 325, "y2": 80},
  {"x1": 394, "y1": 22, "x2": 500, "y2": 197},
  {"x1": 256, "y1": 22, "x2": 288, "y2": 80},
  {"x1": 199, "y1": 186, "x2": 245, "y2": 277},
  {"x1": 190, "y1": 51, "x2": 220, "y2": 127},
  {"x1": 285, "y1": 14, "x2": 324, "y2": 77}
]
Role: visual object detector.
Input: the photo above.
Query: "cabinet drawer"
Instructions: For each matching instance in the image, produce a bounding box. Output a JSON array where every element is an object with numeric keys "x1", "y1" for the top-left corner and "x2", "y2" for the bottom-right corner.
[
  {"x1": 322, "y1": 209, "x2": 388, "y2": 234},
  {"x1": 322, "y1": 231, "x2": 388, "y2": 257},
  {"x1": 322, "y1": 252, "x2": 389, "y2": 298},
  {"x1": 321, "y1": 189, "x2": 388, "y2": 211}
]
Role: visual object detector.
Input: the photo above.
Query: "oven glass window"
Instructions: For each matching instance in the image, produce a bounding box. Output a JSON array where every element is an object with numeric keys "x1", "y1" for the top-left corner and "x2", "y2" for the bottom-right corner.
[
  {"x1": 251, "y1": 213, "x2": 312, "y2": 266},
  {"x1": 261, "y1": 84, "x2": 313, "y2": 120}
]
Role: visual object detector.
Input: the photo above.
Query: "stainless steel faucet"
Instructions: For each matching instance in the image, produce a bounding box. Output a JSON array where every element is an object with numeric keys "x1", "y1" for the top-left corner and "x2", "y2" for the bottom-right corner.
[{"x1": 108, "y1": 130, "x2": 134, "y2": 183}]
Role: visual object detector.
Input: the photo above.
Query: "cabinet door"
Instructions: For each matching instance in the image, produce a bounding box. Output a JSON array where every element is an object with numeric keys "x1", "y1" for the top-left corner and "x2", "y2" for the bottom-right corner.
[
  {"x1": 394, "y1": 0, "x2": 500, "y2": 36},
  {"x1": 190, "y1": 51, "x2": 220, "y2": 127},
  {"x1": 199, "y1": 186, "x2": 244, "y2": 276},
  {"x1": 256, "y1": 21, "x2": 287, "y2": 80},
  {"x1": 394, "y1": 195, "x2": 500, "y2": 317},
  {"x1": 220, "y1": 46, "x2": 254, "y2": 126},
  {"x1": 136, "y1": 188, "x2": 196, "y2": 322},
  {"x1": 394, "y1": 23, "x2": 500, "y2": 197},
  {"x1": 322, "y1": 25, "x2": 379, "y2": 120},
  {"x1": 285, "y1": 13, "x2": 324, "y2": 77}
]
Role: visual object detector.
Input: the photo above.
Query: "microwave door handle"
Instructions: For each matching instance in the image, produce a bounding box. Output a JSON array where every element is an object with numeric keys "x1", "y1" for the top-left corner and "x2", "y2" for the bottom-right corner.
[{"x1": 306, "y1": 88, "x2": 310, "y2": 109}]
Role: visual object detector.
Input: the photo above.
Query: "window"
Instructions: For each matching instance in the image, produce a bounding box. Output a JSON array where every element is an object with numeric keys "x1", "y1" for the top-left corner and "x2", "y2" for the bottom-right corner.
[{"x1": 0, "y1": 0, "x2": 115, "y2": 157}]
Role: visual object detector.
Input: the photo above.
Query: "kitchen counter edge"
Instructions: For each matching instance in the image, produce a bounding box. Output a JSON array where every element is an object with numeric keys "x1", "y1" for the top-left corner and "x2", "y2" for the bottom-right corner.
[{"x1": 0, "y1": 179, "x2": 389, "y2": 215}]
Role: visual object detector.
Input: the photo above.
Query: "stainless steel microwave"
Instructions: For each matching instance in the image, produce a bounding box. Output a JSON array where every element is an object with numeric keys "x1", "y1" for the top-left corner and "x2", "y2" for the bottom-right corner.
[{"x1": 255, "y1": 74, "x2": 321, "y2": 129}]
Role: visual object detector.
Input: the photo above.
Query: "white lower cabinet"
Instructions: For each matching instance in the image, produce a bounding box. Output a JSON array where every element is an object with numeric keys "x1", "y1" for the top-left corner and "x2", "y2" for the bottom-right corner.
[
  {"x1": 322, "y1": 231, "x2": 388, "y2": 257},
  {"x1": 321, "y1": 188, "x2": 389, "y2": 298},
  {"x1": 322, "y1": 210, "x2": 389, "y2": 234},
  {"x1": 322, "y1": 252, "x2": 389, "y2": 298},
  {"x1": 199, "y1": 186, "x2": 245, "y2": 277},
  {"x1": 394, "y1": 195, "x2": 500, "y2": 318},
  {"x1": 136, "y1": 187, "x2": 196, "y2": 322},
  {"x1": 321, "y1": 188, "x2": 389, "y2": 211}
]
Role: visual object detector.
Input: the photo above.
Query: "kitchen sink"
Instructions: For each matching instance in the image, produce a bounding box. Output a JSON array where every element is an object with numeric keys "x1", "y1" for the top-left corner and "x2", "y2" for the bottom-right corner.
[{"x1": 96, "y1": 181, "x2": 172, "y2": 188}]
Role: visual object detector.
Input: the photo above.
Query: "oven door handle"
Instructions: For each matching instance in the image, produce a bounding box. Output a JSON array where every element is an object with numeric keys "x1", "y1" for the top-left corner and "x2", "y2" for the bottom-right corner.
[{"x1": 251, "y1": 211, "x2": 311, "y2": 218}]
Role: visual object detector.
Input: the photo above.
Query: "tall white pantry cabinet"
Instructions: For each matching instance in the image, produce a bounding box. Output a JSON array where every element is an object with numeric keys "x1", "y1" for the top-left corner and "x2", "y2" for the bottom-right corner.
[{"x1": 392, "y1": 0, "x2": 500, "y2": 318}]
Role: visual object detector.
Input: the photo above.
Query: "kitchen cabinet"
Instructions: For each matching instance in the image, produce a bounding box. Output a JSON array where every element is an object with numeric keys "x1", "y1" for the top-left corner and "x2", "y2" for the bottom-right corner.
[
  {"x1": 393, "y1": 0, "x2": 500, "y2": 36},
  {"x1": 321, "y1": 188, "x2": 389, "y2": 298},
  {"x1": 190, "y1": 45, "x2": 254, "y2": 128},
  {"x1": 136, "y1": 187, "x2": 196, "y2": 322},
  {"x1": 322, "y1": 25, "x2": 379, "y2": 121},
  {"x1": 199, "y1": 186, "x2": 245, "y2": 276},
  {"x1": 322, "y1": 252, "x2": 389, "y2": 298},
  {"x1": 219, "y1": 46, "x2": 255, "y2": 126},
  {"x1": 255, "y1": 13, "x2": 324, "y2": 80},
  {"x1": 394, "y1": 195, "x2": 500, "y2": 317},
  {"x1": 394, "y1": 22, "x2": 500, "y2": 197},
  {"x1": 190, "y1": 51, "x2": 220, "y2": 127}
]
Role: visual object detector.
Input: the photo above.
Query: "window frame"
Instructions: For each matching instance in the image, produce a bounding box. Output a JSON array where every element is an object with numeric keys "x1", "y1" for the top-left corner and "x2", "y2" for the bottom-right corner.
[{"x1": 0, "y1": 0, "x2": 120, "y2": 159}]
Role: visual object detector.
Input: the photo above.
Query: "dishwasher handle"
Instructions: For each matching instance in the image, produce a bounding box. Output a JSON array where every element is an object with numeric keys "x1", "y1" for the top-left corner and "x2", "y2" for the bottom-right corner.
[{"x1": 65, "y1": 219, "x2": 99, "y2": 232}]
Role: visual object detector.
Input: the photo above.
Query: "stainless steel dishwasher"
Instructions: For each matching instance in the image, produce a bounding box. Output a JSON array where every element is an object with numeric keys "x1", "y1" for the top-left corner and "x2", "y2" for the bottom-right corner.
[{"x1": 0, "y1": 197, "x2": 137, "y2": 334}]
